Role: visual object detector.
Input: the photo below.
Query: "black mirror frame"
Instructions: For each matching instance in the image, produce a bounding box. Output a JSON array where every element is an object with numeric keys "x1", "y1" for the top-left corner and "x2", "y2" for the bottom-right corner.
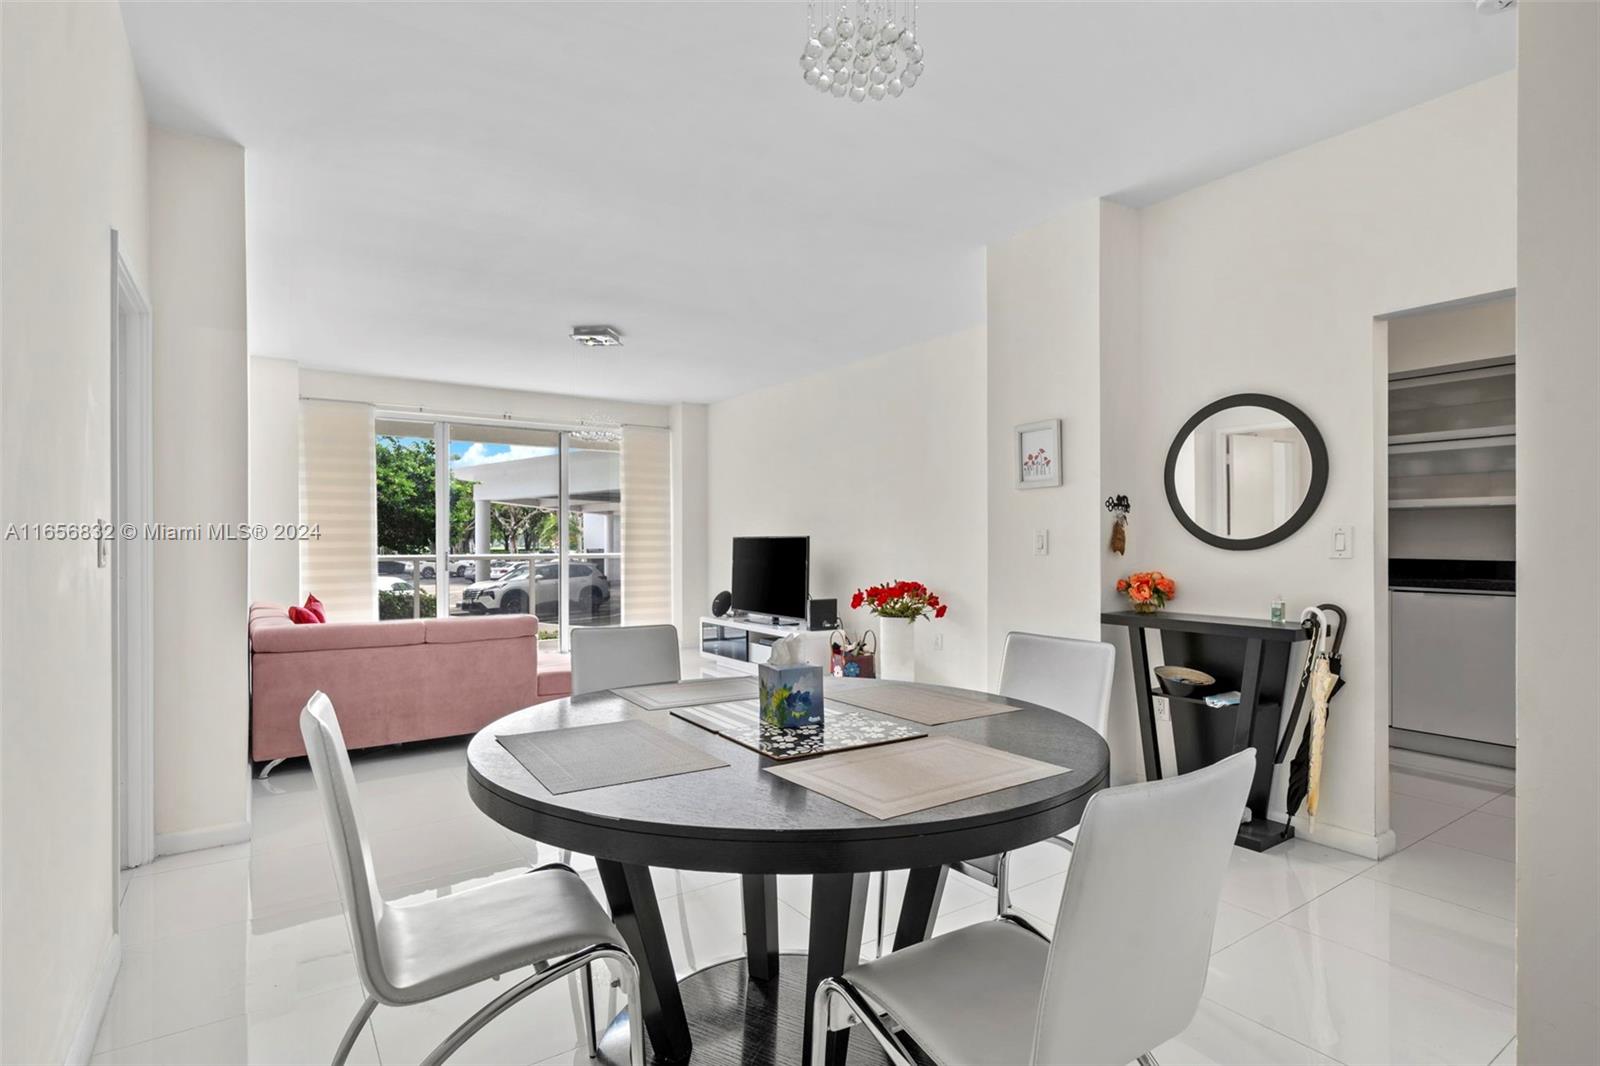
[{"x1": 1163, "y1": 392, "x2": 1329, "y2": 551}]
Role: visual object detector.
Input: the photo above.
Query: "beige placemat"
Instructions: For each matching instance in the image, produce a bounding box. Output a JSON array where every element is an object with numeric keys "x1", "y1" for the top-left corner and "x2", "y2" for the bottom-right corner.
[
  {"x1": 497, "y1": 720, "x2": 728, "y2": 794},
  {"x1": 764, "y1": 735, "x2": 1069, "y2": 819},
  {"x1": 614, "y1": 676, "x2": 757, "y2": 711},
  {"x1": 824, "y1": 681, "x2": 1023, "y2": 726}
]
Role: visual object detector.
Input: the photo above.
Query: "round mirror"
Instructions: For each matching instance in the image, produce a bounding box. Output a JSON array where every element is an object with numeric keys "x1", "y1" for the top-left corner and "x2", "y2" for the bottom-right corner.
[{"x1": 1164, "y1": 393, "x2": 1328, "y2": 550}]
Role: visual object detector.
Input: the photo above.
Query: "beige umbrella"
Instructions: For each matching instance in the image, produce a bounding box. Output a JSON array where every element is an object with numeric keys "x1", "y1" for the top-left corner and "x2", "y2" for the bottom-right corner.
[{"x1": 1305, "y1": 642, "x2": 1338, "y2": 819}]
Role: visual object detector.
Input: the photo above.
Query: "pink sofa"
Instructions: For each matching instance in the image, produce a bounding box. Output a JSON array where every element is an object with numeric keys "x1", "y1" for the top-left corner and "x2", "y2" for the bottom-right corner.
[{"x1": 248, "y1": 603, "x2": 572, "y2": 765}]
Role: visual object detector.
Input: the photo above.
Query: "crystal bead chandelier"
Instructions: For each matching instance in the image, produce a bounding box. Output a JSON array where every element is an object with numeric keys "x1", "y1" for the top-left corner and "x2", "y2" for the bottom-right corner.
[{"x1": 800, "y1": 1, "x2": 924, "y2": 102}]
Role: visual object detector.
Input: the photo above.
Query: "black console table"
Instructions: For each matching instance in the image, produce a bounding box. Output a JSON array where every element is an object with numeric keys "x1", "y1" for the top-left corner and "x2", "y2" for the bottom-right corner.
[{"x1": 1102, "y1": 609, "x2": 1311, "y2": 852}]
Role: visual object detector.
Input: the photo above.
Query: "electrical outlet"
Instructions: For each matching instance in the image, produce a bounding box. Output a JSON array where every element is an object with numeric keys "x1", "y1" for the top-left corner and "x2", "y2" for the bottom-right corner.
[
  {"x1": 1154, "y1": 695, "x2": 1171, "y2": 722},
  {"x1": 1034, "y1": 529, "x2": 1049, "y2": 556},
  {"x1": 933, "y1": 632, "x2": 945, "y2": 651},
  {"x1": 1330, "y1": 524, "x2": 1354, "y2": 559}
]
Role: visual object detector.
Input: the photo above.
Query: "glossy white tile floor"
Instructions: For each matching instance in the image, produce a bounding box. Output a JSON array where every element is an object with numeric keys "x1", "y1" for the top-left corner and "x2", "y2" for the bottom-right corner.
[{"x1": 96, "y1": 753, "x2": 1517, "y2": 1065}]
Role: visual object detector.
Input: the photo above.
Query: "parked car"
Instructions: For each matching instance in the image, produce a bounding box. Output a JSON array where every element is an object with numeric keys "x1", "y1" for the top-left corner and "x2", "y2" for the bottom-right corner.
[
  {"x1": 377, "y1": 559, "x2": 408, "y2": 576},
  {"x1": 376, "y1": 576, "x2": 414, "y2": 594},
  {"x1": 459, "y1": 562, "x2": 610, "y2": 615}
]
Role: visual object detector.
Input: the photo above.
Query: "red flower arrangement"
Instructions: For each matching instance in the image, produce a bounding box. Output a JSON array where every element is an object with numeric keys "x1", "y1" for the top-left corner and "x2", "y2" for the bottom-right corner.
[
  {"x1": 850, "y1": 580, "x2": 948, "y2": 621},
  {"x1": 1116, "y1": 570, "x2": 1176, "y2": 613}
]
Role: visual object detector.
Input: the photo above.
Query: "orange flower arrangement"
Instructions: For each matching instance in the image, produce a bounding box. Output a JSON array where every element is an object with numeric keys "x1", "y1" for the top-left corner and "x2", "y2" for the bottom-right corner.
[{"x1": 1116, "y1": 570, "x2": 1176, "y2": 613}]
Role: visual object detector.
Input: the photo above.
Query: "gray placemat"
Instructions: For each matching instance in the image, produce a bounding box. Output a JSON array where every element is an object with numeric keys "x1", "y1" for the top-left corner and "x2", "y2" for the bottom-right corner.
[
  {"x1": 824, "y1": 682, "x2": 1023, "y2": 726},
  {"x1": 765, "y1": 735, "x2": 1069, "y2": 819},
  {"x1": 614, "y1": 676, "x2": 757, "y2": 711},
  {"x1": 496, "y1": 720, "x2": 728, "y2": 795}
]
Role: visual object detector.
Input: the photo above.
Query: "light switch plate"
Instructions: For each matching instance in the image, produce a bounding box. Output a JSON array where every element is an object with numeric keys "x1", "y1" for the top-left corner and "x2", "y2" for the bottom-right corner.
[
  {"x1": 1331, "y1": 525, "x2": 1354, "y2": 559},
  {"x1": 1034, "y1": 529, "x2": 1049, "y2": 556}
]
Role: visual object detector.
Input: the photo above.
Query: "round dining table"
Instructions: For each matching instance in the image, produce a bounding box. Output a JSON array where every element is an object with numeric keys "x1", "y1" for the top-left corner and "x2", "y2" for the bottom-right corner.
[{"x1": 466, "y1": 679, "x2": 1110, "y2": 1066}]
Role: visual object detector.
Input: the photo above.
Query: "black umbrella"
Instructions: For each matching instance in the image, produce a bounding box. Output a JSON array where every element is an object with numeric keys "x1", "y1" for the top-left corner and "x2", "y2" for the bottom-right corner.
[{"x1": 1281, "y1": 603, "x2": 1347, "y2": 820}]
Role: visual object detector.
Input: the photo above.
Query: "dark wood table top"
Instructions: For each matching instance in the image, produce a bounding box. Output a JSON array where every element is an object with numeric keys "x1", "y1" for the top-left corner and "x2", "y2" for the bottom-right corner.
[{"x1": 467, "y1": 680, "x2": 1110, "y2": 875}]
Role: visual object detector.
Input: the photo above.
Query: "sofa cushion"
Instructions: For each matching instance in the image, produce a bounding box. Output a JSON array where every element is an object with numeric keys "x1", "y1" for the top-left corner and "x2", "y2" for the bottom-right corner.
[
  {"x1": 538, "y1": 651, "x2": 572, "y2": 698},
  {"x1": 252, "y1": 618, "x2": 426, "y2": 654},
  {"x1": 424, "y1": 614, "x2": 538, "y2": 645}
]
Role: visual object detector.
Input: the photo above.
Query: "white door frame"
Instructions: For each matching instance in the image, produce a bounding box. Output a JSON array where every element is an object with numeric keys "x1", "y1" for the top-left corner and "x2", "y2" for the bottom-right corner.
[{"x1": 111, "y1": 231, "x2": 155, "y2": 870}]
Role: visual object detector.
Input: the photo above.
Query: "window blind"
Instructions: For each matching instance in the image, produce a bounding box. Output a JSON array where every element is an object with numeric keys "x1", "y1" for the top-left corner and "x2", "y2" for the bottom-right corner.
[
  {"x1": 300, "y1": 399, "x2": 377, "y2": 621},
  {"x1": 621, "y1": 425, "x2": 672, "y2": 627}
]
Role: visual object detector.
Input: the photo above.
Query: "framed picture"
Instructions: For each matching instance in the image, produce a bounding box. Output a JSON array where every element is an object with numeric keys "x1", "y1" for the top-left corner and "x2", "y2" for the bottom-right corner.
[{"x1": 1015, "y1": 419, "x2": 1062, "y2": 489}]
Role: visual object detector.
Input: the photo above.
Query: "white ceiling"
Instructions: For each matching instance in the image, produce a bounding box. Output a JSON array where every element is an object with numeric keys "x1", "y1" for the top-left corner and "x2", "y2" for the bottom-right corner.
[{"x1": 122, "y1": 2, "x2": 1514, "y2": 405}]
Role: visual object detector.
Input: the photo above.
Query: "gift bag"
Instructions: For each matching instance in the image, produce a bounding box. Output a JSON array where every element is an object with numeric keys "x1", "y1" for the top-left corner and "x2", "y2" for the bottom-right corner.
[{"x1": 829, "y1": 629, "x2": 876, "y2": 678}]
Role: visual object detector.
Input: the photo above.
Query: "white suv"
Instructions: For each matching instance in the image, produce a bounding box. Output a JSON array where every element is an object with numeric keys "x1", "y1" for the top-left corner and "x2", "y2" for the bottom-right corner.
[{"x1": 460, "y1": 562, "x2": 611, "y2": 616}]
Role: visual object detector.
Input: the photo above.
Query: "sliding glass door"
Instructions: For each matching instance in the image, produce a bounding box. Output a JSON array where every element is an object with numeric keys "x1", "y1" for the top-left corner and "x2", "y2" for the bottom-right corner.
[{"x1": 374, "y1": 416, "x2": 645, "y2": 650}]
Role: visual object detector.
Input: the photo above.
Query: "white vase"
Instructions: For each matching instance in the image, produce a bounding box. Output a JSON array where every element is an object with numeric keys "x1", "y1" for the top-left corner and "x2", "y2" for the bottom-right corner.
[{"x1": 876, "y1": 618, "x2": 916, "y2": 681}]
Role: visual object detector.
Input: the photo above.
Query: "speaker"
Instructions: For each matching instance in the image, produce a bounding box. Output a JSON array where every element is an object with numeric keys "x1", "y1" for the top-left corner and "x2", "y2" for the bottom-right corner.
[
  {"x1": 711, "y1": 590, "x2": 732, "y2": 617},
  {"x1": 807, "y1": 597, "x2": 839, "y2": 631}
]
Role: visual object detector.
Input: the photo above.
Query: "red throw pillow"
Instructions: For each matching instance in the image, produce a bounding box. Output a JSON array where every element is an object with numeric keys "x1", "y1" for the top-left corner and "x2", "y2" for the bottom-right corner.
[
  {"x1": 304, "y1": 594, "x2": 326, "y2": 623},
  {"x1": 287, "y1": 605, "x2": 319, "y2": 625}
]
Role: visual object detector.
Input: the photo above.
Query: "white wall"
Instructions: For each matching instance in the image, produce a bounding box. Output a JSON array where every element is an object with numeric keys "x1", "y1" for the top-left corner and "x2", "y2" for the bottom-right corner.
[
  {"x1": 249, "y1": 356, "x2": 300, "y2": 603},
  {"x1": 986, "y1": 203, "x2": 1106, "y2": 681},
  {"x1": 148, "y1": 128, "x2": 250, "y2": 849},
  {"x1": 706, "y1": 329, "x2": 988, "y2": 688},
  {"x1": 670, "y1": 403, "x2": 708, "y2": 645},
  {"x1": 0, "y1": 3, "x2": 148, "y2": 1059},
  {"x1": 1515, "y1": 2, "x2": 1599, "y2": 1060},
  {"x1": 298, "y1": 368, "x2": 672, "y2": 429},
  {"x1": 1111, "y1": 72, "x2": 1516, "y2": 854}
]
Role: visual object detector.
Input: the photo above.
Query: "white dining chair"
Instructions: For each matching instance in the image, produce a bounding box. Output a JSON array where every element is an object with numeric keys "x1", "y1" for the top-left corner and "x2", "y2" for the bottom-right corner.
[
  {"x1": 301, "y1": 693, "x2": 645, "y2": 1066},
  {"x1": 571, "y1": 623, "x2": 682, "y2": 696},
  {"x1": 812, "y1": 749, "x2": 1255, "y2": 1066},
  {"x1": 950, "y1": 631, "x2": 1116, "y2": 913}
]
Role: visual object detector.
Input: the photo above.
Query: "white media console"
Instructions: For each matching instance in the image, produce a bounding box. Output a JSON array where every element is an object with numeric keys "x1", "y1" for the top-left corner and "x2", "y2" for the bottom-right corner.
[{"x1": 699, "y1": 615, "x2": 832, "y2": 674}]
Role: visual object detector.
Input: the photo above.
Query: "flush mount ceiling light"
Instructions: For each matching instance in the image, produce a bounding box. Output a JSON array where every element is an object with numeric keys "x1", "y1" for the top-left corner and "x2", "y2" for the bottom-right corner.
[
  {"x1": 569, "y1": 325, "x2": 623, "y2": 347},
  {"x1": 800, "y1": 1, "x2": 924, "y2": 103}
]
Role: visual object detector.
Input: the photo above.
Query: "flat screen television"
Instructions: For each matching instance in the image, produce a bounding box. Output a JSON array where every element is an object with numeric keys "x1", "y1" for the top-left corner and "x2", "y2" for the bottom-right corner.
[{"x1": 731, "y1": 536, "x2": 809, "y2": 622}]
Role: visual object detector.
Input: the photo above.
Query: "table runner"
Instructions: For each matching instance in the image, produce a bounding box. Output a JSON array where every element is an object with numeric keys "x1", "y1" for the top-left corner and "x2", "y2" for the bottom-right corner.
[
  {"x1": 764, "y1": 734, "x2": 1069, "y2": 819},
  {"x1": 671, "y1": 700, "x2": 924, "y2": 761},
  {"x1": 497, "y1": 720, "x2": 728, "y2": 795},
  {"x1": 824, "y1": 681, "x2": 1024, "y2": 726},
  {"x1": 614, "y1": 676, "x2": 757, "y2": 711}
]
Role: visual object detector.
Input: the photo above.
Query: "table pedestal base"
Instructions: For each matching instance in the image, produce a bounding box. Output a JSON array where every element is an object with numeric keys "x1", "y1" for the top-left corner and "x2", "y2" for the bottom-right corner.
[{"x1": 593, "y1": 954, "x2": 908, "y2": 1066}]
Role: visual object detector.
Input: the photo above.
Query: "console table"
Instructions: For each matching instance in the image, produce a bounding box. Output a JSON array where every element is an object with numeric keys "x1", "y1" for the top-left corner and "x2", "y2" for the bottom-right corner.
[
  {"x1": 699, "y1": 615, "x2": 832, "y2": 674},
  {"x1": 1102, "y1": 609, "x2": 1311, "y2": 851}
]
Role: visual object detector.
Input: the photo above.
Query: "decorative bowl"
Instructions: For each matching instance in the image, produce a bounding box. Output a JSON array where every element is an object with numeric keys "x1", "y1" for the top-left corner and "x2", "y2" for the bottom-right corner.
[{"x1": 1155, "y1": 665, "x2": 1217, "y2": 698}]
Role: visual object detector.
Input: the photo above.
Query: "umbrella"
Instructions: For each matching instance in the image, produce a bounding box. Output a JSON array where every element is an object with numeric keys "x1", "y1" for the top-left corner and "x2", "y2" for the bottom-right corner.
[{"x1": 1281, "y1": 604, "x2": 1347, "y2": 820}]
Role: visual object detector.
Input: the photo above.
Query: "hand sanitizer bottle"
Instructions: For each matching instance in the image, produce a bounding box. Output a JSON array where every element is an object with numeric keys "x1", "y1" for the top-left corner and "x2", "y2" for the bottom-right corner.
[{"x1": 1270, "y1": 595, "x2": 1286, "y2": 624}]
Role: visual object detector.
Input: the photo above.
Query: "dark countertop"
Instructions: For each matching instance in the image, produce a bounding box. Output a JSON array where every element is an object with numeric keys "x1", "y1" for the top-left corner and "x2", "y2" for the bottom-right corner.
[{"x1": 1390, "y1": 558, "x2": 1516, "y2": 594}]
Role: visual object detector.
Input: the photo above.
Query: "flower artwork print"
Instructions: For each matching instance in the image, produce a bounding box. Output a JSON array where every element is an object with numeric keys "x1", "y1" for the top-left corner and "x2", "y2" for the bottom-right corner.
[{"x1": 1016, "y1": 420, "x2": 1062, "y2": 488}]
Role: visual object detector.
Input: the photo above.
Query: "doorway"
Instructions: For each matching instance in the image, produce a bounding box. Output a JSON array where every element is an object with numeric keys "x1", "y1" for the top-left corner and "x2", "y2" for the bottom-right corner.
[{"x1": 111, "y1": 234, "x2": 154, "y2": 870}]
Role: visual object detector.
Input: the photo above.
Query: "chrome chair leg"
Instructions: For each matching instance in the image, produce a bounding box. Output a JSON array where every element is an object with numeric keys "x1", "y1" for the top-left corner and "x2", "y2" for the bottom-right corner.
[
  {"x1": 994, "y1": 851, "x2": 1012, "y2": 915},
  {"x1": 875, "y1": 873, "x2": 888, "y2": 957},
  {"x1": 420, "y1": 946, "x2": 639, "y2": 1066},
  {"x1": 810, "y1": 977, "x2": 918, "y2": 1066},
  {"x1": 1137, "y1": 1054, "x2": 1162, "y2": 1066},
  {"x1": 580, "y1": 961, "x2": 600, "y2": 1058},
  {"x1": 332, "y1": 994, "x2": 377, "y2": 1066}
]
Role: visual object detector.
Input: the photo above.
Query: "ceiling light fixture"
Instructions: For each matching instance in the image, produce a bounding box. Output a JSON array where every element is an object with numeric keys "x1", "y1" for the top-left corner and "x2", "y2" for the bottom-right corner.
[
  {"x1": 801, "y1": 1, "x2": 923, "y2": 103},
  {"x1": 569, "y1": 325, "x2": 623, "y2": 348}
]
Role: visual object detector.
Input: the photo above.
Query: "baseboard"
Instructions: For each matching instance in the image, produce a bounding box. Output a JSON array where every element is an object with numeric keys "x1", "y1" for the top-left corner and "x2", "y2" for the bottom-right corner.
[
  {"x1": 1269, "y1": 809, "x2": 1398, "y2": 860},
  {"x1": 155, "y1": 819, "x2": 251, "y2": 857},
  {"x1": 1390, "y1": 746, "x2": 1516, "y2": 788},
  {"x1": 64, "y1": 933, "x2": 121, "y2": 1065}
]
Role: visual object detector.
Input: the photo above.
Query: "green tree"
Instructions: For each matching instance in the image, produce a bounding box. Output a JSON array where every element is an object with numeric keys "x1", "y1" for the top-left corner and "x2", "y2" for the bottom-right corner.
[{"x1": 376, "y1": 435, "x2": 476, "y2": 554}]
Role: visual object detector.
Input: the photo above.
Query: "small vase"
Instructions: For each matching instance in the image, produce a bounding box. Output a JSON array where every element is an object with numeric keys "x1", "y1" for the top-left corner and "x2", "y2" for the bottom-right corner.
[
  {"x1": 876, "y1": 618, "x2": 916, "y2": 681},
  {"x1": 1131, "y1": 601, "x2": 1161, "y2": 614}
]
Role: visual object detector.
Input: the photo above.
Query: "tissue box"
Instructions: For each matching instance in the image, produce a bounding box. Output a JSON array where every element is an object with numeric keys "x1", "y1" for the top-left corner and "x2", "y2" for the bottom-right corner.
[{"x1": 758, "y1": 663, "x2": 825, "y2": 729}]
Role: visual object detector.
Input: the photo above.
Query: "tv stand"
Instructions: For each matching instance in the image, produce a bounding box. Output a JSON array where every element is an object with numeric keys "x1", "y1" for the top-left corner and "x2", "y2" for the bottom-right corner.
[{"x1": 700, "y1": 615, "x2": 829, "y2": 675}]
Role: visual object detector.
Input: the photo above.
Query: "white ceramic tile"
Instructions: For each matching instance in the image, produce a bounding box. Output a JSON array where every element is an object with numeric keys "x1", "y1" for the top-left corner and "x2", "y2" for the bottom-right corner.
[
  {"x1": 119, "y1": 858, "x2": 252, "y2": 948},
  {"x1": 1391, "y1": 768, "x2": 1510, "y2": 810},
  {"x1": 249, "y1": 788, "x2": 329, "y2": 856},
  {"x1": 1364, "y1": 839, "x2": 1515, "y2": 920},
  {"x1": 1219, "y1": 840, "x2": 1373, "y2": 919},
  {"x1": 1280, "y1": 875, "x2": 1515, "y2": 1005},
  {"x1": 1428, "y1": 809, "x2": 1515, "y2": 861},
  {"x1": 1007, "y1": 873, "x2": 1064, "y2": 928},
  {"x1": 1389, "y1": 791, "x2": 1471, "y2": 850},
  {"x1": 93, "y1": 984, "x2": 380, "y2": 1066},
  {"x1": 243, "y1": 912, "x2": 362, "y2": 1014},
  {"x1": 125, "y1": 842, "x2": 253, "y2": 878},
  {"x1": 367, "y1": 813, "x2": 524, "y2": 894},
  {"x1": 1491, "y1": 1035, "x2": 1517, "y2": 1065},
  {"x1": 1206, "y1": 922, "x2": 1515, "y2": 1065},
  {"x1": 1154, "y1": 999, "x2": 1338, "y2": 1065},
  {"x1": 649, "y1": 865, "x2": 739, "y2": 899},
  {"x1": 1480, "y1": 791, "x2": 1516, "y2": 818},
  {"x1": 655, "y1": 876, "x2": 812, "y2": 977},
  {"x1": 248, "y1": 841, "x2": 342, "y2": 921},
  {"x1": 1208, "y1": 901, "x2": 1275, "y2": 954},
  {"x1": 94, "y1": 926, "x2": 248, "y2": 1052},
  {"x1": 1004, "y1": 836, "x2": 1075, "y2": 889}
]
